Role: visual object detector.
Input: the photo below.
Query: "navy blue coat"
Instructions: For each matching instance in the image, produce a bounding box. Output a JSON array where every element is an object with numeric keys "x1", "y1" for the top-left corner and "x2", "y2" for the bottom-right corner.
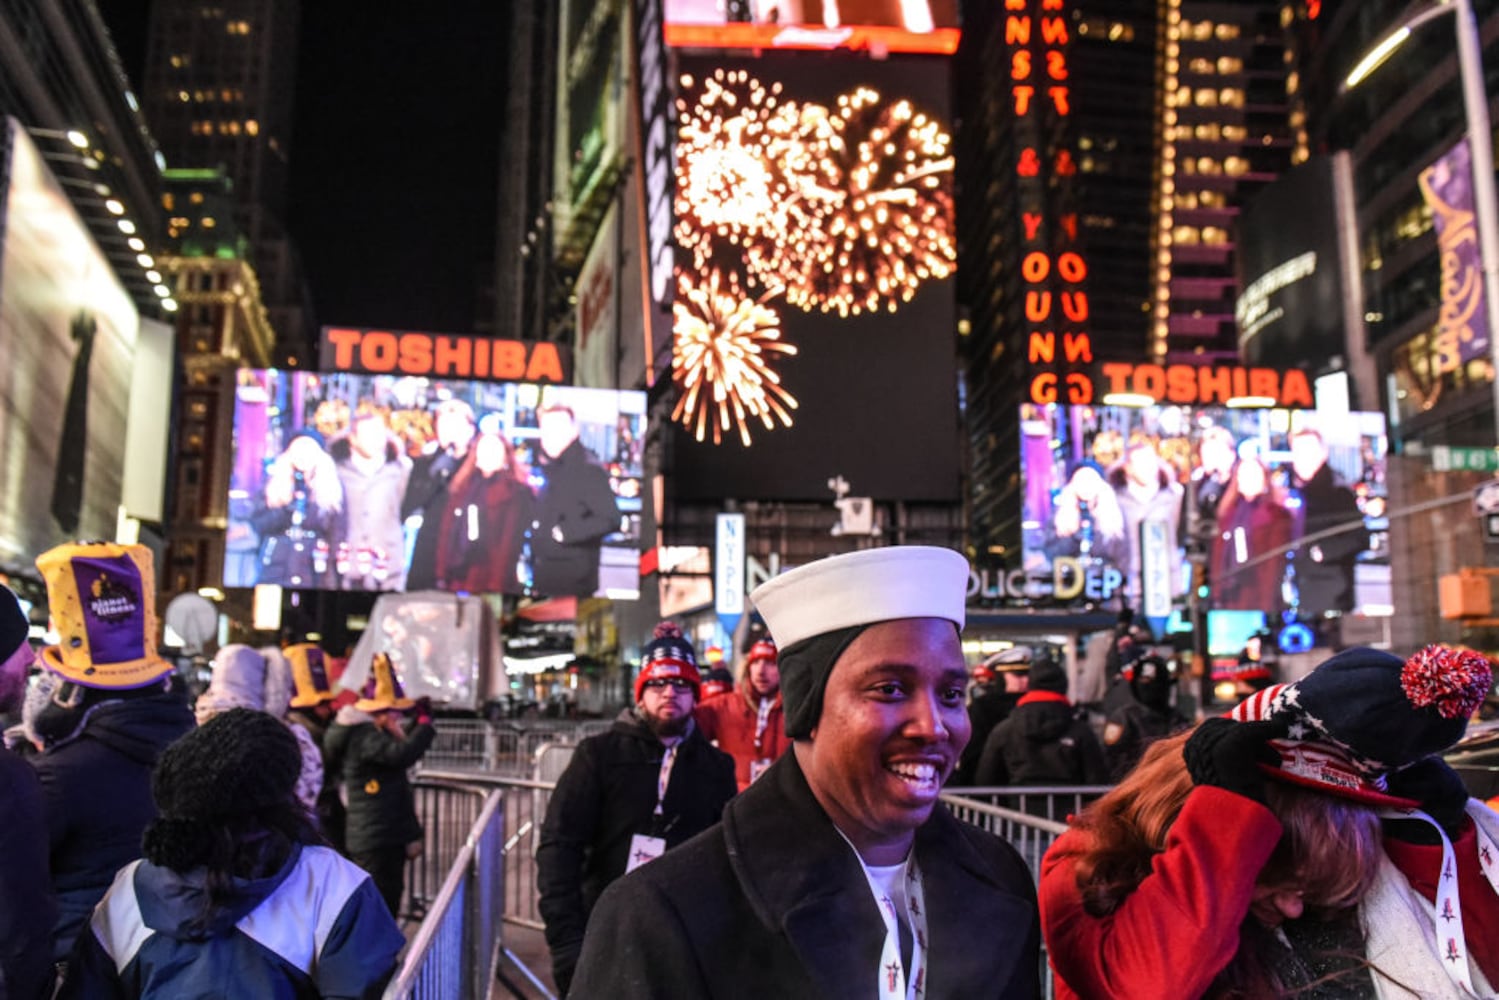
[
  {"x1": 0, "y1": 747, "x2": 56, "y2": 999},
  {"x1": 31, "y1": 691, "x2": 194, "y2": 960}
]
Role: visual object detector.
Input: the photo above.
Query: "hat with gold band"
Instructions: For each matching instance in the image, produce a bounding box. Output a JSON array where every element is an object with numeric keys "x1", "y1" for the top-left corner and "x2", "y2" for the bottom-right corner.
[{"x1": 36, "y1": 542, "x2": 170, "y2": 690}]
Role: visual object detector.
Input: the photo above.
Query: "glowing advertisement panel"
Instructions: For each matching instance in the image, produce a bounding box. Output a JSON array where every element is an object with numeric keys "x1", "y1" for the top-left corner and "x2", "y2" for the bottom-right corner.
[
  {"x1": 668, "y1": 53, "x2": 959, "y2": 502},
  {"x1": 0, "y1": 120, "x2": 140, "y2": 567},
  {"x1": 664, "y1": 0, "x2": 960, "y2": 54},
  {"x1": 1020, "y1": 403, "x2": 1391, "y2": 621},
  {"x1": 225, "y1": 370, "x2": 646, "y2": 599}
]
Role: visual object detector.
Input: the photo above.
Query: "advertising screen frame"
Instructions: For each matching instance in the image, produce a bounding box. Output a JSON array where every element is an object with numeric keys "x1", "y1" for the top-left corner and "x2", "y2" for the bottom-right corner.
[
  {"x1": 1019, "y1": 402, "x2": 1391, "y2": 625},
  {"x1": 225, "y1": 369, "x2": 646, "y2": 599}
]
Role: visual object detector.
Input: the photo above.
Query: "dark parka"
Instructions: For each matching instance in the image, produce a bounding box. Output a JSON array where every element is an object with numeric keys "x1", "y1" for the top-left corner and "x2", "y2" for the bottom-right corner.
[
  {"x1": 530, "y1": 439, "x2": 619, "y2": 597},
  {"x1": 975, "y1": 692, "x2": 1110, "y2": 791},
  {"x1": 568, "y1": 749, "x2": 1041, "y2": 1000},
  {"x1": 323, "y1": 712, "x2": 436, "y2": 855},
  {"x1": 1, "y1": 747, "x2": 56, "y2": 999},
  {"x1": 1289, "y1": 462, "x2": 1367, "y2": 617},
  {"x1": 536, "y1": 710, "x2": 735, "y2": 994},
  {"x1": 30, "y1": 690, "x2": 194, "y2": 960}
]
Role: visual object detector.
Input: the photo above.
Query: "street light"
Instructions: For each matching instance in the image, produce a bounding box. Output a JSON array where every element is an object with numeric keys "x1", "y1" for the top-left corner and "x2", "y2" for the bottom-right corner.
[{"x1": 1343, "y1": 0, "x2": 1499, "y2": 436}]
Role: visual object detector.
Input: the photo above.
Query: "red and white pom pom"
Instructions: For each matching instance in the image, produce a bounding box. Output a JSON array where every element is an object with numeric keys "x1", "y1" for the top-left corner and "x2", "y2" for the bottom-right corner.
[
  {"x1": 653, "y1": 620, "x2": 684, "y2": 640},
  {"x1": 1401, "y1": 644, "x2": 1493, "y2": 720}
]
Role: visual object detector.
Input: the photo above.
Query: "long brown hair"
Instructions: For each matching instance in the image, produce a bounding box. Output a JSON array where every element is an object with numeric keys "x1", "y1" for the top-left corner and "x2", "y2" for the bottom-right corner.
[
  {"x1": 449, "y1": 431, "x2": 526, "y2": 497},
  {"x1": 1065, "y1": 728, "x2": 1382, "y2": 995}
]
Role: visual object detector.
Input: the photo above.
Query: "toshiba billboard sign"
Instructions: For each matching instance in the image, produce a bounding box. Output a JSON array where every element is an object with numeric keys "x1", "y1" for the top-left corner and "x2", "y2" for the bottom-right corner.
[{"x1": 319, "y1": 327, "x2": 572, "y2": 384}]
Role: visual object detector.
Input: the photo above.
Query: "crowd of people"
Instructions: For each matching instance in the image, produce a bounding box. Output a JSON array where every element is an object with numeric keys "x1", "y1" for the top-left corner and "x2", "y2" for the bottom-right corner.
[
  {"x1": 5, "y1": 537, "x2": 1499, "y2": 999},
  {"x1": 235, "y1": 393, "x2": 625, "y2": 599},
  {"x1": 533, "y1": 546, "x2": 1499, "y2": 1000},
  {"x1": 0, "y1": 541, "x2": 434, "y2": 997}
]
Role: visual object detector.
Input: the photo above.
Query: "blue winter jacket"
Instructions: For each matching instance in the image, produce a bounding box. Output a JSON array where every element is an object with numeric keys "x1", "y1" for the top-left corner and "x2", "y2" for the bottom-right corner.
[{"x1": 62, "y1": 844, "x2": 404, "y2": 999}]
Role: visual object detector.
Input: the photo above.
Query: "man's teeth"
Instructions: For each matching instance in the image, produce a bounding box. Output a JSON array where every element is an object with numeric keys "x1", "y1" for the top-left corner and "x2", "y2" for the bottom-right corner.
[{"x1": 887, "y1": 762, "x2": 939, "y2": 784}]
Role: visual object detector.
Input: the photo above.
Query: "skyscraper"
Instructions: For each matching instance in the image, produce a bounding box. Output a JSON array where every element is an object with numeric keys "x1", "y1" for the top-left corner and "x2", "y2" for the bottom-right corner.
[
  {"x1": 955, "y1": 0, "x2": 1295, "y2": 558},
  {"x1": 140, "y1": 0, "x2": 311, "y2": 357}
]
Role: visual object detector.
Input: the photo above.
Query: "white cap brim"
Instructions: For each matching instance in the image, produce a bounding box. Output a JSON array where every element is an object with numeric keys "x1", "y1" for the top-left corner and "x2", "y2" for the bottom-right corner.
[{"x1": 749, "y1": 546, "x2": 968, "y2": 650}]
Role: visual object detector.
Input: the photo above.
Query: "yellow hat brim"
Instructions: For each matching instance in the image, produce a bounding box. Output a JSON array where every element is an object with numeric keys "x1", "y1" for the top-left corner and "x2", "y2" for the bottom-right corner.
[{"x1": 40, "y1": 644, "x2": 171, "y2": 690}]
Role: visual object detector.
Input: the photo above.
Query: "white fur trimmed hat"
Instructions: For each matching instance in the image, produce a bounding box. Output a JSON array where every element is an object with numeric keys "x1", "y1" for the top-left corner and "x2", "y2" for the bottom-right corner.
[{"x1": 749, "y1": 546, "x2": 968, "y2": 737}]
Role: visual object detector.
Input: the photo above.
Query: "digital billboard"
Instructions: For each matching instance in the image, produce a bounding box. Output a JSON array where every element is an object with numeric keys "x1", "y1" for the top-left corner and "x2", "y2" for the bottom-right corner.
[
  {"x1": 0, "y1": 119, "x2": 141, "y2": 568},
  {"x1": 1020, "y1": 403, "x2": 1391, "y2": 624},
  {"x1": 664, "y1": 0, "x2": 960, "y2": 54},
  {"x1": 225, "y1": 370, "x2": 646, "y2": 599},
  {"x1": 1235, "y1": 156, "x2": 1351, "y2": 370},
  {"x1": 668, "y1": 52, "x2": 960, "y2": 502}
]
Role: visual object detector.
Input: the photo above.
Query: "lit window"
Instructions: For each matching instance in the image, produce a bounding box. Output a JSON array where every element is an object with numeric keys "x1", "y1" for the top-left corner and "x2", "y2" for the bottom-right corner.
[
  {"x1": 1195, "y1": 123, "x2": 1222, "y2": 141},
  {"x1": 1224, "y1": 156, "x2": 1249, "y2": 175},
  {"x1": 190, "y1": 192, "x2": 204, "y2": 204},
  {"x1": 245, "y1": 119, "x2": 260, "y2": 136},
  {"x1": 163, "y1": 193, "x2": 175, "y2": 211},
  {"x1": 1215, "y1": 23, "x2": 1241, "y2": 40},
  {"x1": 1188, "y1": 57, "x2": 1215, "y2": 75},
  {"x1": 1222, "y1": 124, "x2": 1248, "y2": 142},
  {"x1": 1197, "y1": 157, "x2": 1223, "y2": 175},
  {"x1": 1195, "y1": 89, "x2": 1219, "y2": 108},
  {"x1": 1174, "y1": 226, "x2": 1201, "y2": 245},
  {"x1": 1218, "y1": 57, "x2": 1243, "y2": 74},
  {"x1": 1177, "y1": 191, "x2": 1199, "y2": 210},
  {"x1": 1285, "y1": 71, "x2": 1300, "y2": 94},
  {"x1": 1201, "y1": 226, "x2": 1229, "y2": 245},
  {"x1": 202, "y1": 217, "x2": 217, "y2": 229},
  {"x1": 177, "y1": 90, "x2": 190, "y2": 102},
  {"x1": 1219, "y1": 88, "x2": 1245, "y2": 108}
]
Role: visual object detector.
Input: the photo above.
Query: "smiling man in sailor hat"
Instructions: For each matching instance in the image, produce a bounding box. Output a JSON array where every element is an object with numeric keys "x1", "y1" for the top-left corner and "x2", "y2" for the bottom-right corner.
[{"x1": 568, "y1": 546, "x2": 1039, "y2": 999}]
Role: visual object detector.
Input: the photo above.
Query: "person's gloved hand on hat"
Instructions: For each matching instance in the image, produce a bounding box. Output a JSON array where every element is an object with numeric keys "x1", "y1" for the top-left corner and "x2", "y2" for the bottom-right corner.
[
  {"x1": 409, "y1": 696, "x2": 434, "y2": 727},
  {"x1": 1385, "y1": 756, "x2": 1473, "y2": 839},
  {"x1": 1183, "y1": 717, "x2": 1285, "y2": 806}
]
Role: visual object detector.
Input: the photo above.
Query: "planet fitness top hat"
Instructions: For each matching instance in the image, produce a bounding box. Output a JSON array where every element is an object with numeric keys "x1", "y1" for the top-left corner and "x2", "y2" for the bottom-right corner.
[
  {"x1": 286, "y1": 643, "x2": 336, "y2": 708},
  {"x1": 354, "y1": 651, "x2": 416, "y2": 712},
  {"x1": 36, "y1": 542, "x2": 171, "y2": 690}
]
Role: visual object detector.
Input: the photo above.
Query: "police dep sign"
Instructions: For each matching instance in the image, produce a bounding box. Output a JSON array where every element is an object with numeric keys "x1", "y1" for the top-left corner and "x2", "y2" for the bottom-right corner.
[{"x1": 968, "y1": 558, "x2": 1123, "y2": 604}]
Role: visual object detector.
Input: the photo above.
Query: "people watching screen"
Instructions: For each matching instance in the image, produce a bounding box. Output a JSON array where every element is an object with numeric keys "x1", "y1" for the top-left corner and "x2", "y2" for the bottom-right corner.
[{"x1": 225, "y1": 371, "x2": 645, "y2": 598}]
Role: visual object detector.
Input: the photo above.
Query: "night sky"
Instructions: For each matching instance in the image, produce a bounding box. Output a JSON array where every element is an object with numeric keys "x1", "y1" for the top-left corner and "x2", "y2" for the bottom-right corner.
[{"x1": 102, "y1": 1, "x2": 506, "y2": 334}]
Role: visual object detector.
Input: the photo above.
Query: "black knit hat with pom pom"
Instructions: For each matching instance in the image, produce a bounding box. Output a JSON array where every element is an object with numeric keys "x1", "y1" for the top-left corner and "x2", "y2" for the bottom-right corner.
[{"x1": 143, "y1": 708, "x2": 301, "y2": 870}]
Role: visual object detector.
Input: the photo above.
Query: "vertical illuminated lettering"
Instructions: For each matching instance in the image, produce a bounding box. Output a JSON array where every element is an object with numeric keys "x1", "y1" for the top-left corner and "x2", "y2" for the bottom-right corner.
[
  {"x1": 1061, "y1": 292, "x2": 1089, "y2": 322},
  {"x1": 1063, "y1": 332, "x2": 1093, "y2": 362},
  {"x1": 361, "y1": 331, "x2": 398, "y2": 372},
  {"x1": 1026, "y1": 291, "x2": 1053, "y2": 321},
  {"x1": 1012, "y1": 85, "x2": 1035, "y2": 115},
  {"x1": 1022, "y1": 252, "x2": 1050, "y2": 282},
  {"x1": 1029, "y1": 333, "x2": 1057, "y2": 363},
  {"x1": 1005, "y1": 16, "x2": 1030, "y2": 44}
]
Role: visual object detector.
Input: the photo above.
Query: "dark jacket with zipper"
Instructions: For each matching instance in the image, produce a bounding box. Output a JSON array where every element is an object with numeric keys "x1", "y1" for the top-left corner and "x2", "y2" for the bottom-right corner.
[
  {"x1": 323, "y1": 709, "x2": 435, "y2": 855},
  {"x1": 536, "y1": 709, "x2": 735, "y2": 994},
  {"x1": 31, "y1": 690, "x2": 194, "y2": 960},
  {"x1": 568, "y1": 749, "x2": 1041, "y2": 999}
]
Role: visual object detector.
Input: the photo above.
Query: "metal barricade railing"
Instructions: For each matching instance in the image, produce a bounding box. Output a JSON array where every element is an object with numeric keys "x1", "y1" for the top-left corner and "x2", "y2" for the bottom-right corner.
[
  {"x1": 384, "y1": 789, "x2": 507, "y2": 1000},
  {"x1": 424, "y1": 719, "x2": 613, "y2": 776},
  {"x1": 948, "y1": 785, "x2": 1111, "y2": 828}
]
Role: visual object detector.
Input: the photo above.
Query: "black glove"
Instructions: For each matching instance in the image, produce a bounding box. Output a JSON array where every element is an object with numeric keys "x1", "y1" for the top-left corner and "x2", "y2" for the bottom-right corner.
[
  {"x1": 411, "y1": 696, "x2": 434, "y2": 726},
  {"x1": 1183, "y1": 717, "x2": 1282, "y2": 805},
  {"x1": 1387, "y1": 756, "x2": 1471, "y2": 836}
]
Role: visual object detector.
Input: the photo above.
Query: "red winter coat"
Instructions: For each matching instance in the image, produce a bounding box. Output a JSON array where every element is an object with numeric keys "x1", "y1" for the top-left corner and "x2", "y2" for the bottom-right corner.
[
  {"x1": 694, "y1": 682, "x2": 791, "y2": 791},
  {"x1": 1040, "y1": 786, "x2": 1282, "y2": 1000}
]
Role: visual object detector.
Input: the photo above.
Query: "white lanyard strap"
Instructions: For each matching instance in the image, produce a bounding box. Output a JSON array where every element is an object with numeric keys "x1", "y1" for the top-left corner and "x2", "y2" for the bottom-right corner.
[
  {"x1": 871, "y1": 859, "x2": 929, "y2": 999},
  {"x1": 753, "y1": 697, "x2": 772, "y2": 753},
  {"x1": 1380, "y1": 806, "x2": 1499, "y2": 996},
  {"x1": 653, "y1": 744, "x2": 678, "y2": 817}
]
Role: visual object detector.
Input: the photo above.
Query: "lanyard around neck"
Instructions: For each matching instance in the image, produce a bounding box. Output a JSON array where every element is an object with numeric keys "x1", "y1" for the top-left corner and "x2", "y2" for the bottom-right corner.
[
  {"x1": 753, "y1": 696, "x2": 772, "y2": 752},
  {"x1": 854, "y1": 854, "x2": 928, "y2": 999},
  {"x1": 653, "y1": 744, "x2": 678, "y2": 817}
]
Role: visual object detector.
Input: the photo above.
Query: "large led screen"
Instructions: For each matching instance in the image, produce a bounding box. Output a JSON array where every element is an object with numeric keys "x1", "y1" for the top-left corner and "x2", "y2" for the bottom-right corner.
[
  {"x1": 667, "y1": 53, "x2": 960, "y2": 502},
  {"x1": 225, "y1": 370, "x2": 646, "y2": 598},
  {"x1": 0, "y1": 120, "x2": 140, "y2": 569},
  {"x1": 664, "y1": 0, "x2": 961, "y2": 53},
  {"x1": 1020, "y1": 403, "x2": 1390, "y2": 622}
]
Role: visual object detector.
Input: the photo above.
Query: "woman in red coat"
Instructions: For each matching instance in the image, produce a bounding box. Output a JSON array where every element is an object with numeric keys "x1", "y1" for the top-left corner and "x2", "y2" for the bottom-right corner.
[
  {"x1": 1040, "y1": 723, "x2": 1383, "y2": 999},
  {"x1": 1209, "y1": 456, "x2": 1294, "y2": 613},
  {"x1": 434, "y1": 431, "x2": 534, "y2": 593}
]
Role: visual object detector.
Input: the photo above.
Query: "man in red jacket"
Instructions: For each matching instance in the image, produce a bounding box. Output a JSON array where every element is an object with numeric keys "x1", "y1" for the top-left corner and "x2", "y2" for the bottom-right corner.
[{"x1": 696, "y1": 637, "x2": 790, "y2": 790}]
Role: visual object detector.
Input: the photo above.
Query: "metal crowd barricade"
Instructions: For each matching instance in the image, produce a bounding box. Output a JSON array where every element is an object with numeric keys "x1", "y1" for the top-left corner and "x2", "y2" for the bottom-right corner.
[
  {"x1": 385, "y1": 789, "x2": 508, "y2": 1000},
  {"x1": 425, "y1": 719, "x2": 614, "y2": 776}
]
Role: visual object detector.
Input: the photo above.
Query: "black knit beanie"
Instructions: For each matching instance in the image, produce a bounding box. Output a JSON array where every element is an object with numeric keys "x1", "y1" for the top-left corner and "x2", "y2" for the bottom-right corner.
[
  {"x1": 143, "y1": 708, "x2": 301, "y2": 871},
  {"x1": 1027, "y1": 649, "x2": 1069, "y2": 696},
  {"x1": 779, "y1": 624, "x2": 868, "y2": 739}
]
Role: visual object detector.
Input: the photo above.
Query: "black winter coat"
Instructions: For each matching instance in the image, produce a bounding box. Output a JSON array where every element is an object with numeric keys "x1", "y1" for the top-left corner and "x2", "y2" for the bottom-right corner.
[
  {"x1": 536, "y1": 711, "x2": 735, "y2": 994},
  {"x1": 1290, "y1": 462, "x2": 1367, "y2": 616},
  {"x1": 1, "y1": 747, "x2": 56, "y2": 999},
  {"x1": 975, "y1": 693, "x2": 1110, "y2": 792},
  {"x1": 324, "y1": 713, "x2": 435, "y2": 854},
  {"x1": 954, "y1": 688, "x2": 1021, "y2": 786},
  {"x1": 30, "y1": 690, "x2": 194, "y2": 960},
  {"x1": 1103, "y1": 699, "x2": 1190, "y2": 780},
  {"x1": 569, "y1": 749, "x2": 1041, "y2": 999},
  {"x1": 530, "y1": 439, "x2": 619, "y2": 597}
]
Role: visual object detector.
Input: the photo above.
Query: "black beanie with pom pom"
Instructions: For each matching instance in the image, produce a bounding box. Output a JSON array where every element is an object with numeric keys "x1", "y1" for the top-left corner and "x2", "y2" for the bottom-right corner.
[{"x1": 143, "y1": 708, "x2": 301, "y2": 871}]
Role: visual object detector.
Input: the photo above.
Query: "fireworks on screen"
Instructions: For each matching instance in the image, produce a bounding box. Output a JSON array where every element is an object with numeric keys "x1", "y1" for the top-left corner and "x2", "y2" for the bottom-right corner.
[{"x1": 671, "y1": 268, "x2": 799, "y2": 447}]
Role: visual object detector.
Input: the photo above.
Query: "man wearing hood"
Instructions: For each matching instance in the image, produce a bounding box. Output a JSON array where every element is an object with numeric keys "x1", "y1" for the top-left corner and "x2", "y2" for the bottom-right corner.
[
  {"x1": 536, "y1": 622, "x2": 735, "y2": 996},
  {"x1": 569, "y1": 548, "x2": 1039, "y2": 999},
  {"x1": 28, "y1": 543, "x2": 195, "y2": 963},
  {"x1": 63, "y1": 709, "x2": 402, "y2": 997},
  {"x1": 975, "y1": 644, "x2": 1109, "y2": 794},
  {"x1": 0, "y1": 585, "x2": 55, "y2": 1000},
  {"x1": 1102, "y1": 653, "x2": 1190, "y2": 779},
  {"x1": 331, "y1": 402, "x2": 411, "y2": 591},
  {"x1": 530, "y1": 404, "x2": 620, "y2": 597},
  {"x1": 694, "y1": 636, "x2": 790, "y2": 790}
]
